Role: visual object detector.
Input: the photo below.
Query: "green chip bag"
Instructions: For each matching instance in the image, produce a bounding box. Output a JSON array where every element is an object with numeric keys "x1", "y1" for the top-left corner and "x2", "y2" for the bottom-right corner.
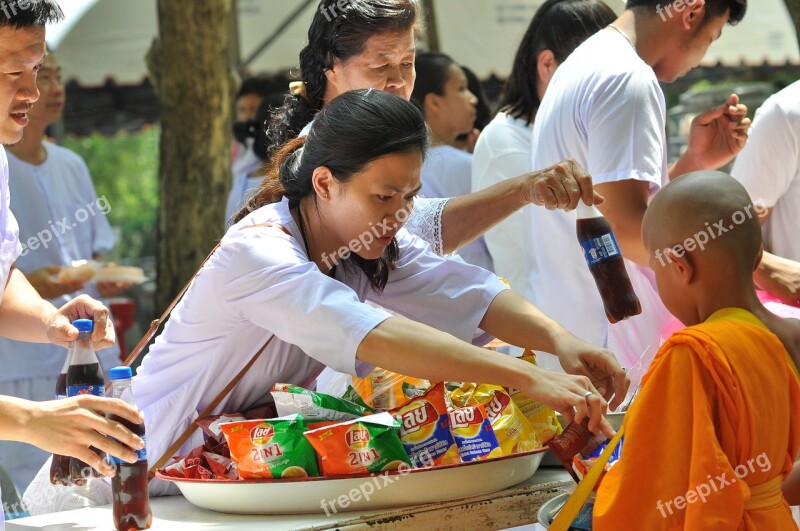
[{"x1": 271, "y1": 383, "x2": 373, "y2": 421}]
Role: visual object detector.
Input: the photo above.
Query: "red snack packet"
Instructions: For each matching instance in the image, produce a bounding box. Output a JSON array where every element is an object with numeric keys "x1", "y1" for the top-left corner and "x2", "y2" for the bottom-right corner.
[{"x1": 546, "y1": 419, "x2": 608, "y2": 482}]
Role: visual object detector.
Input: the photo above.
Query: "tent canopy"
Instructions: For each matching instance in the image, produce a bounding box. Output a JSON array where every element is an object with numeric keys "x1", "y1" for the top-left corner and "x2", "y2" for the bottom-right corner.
[{"x1": 48, "y1": 0, "x2": 800, "y2": 86}]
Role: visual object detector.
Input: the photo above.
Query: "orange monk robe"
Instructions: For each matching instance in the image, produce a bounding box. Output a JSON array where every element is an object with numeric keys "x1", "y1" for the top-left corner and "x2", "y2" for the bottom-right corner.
[{"x1": 594, "y1": 308, "x2": 800, "y2": 530}]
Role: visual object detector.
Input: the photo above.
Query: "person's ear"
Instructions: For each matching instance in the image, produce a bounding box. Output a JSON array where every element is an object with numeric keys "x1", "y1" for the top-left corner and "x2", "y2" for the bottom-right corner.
[
  {"x1": 536, "y1": 50, "x2": 558, "y2": 87},
  {"x1": 664, "y1": 246, "x2": 696, "y2": 284},
  {"x1": 311, "y1": 166, "x2": 335, "y2": 201},
  {"x1": 424, "y1": 92, "x2": 442, "y2": 117},
  {"x1": 324, "y1": 56, "x2": 342, "y2": 96},
  {"x1": 681, "y1": 0, "x2": 706, "y2": 31}
]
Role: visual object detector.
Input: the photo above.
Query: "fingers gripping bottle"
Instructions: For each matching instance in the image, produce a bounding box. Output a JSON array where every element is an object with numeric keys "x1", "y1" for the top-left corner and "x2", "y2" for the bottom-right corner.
[
  {"x1": 66, "y1": 318, "x2": 105, "y2": 483},
  {"x1": 576, "y1": 203, "x2": 642, "y2": 323},
  {"x1": 109, "y1": 366, "x2": 152, "y2": 531},
  {"x1": 50, "y1": 341, "x2": 74, "y2": 485}
]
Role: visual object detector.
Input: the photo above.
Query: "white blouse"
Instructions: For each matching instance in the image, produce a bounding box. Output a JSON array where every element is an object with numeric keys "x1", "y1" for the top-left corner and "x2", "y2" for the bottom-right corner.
[{"x1": 134, "y1": 198, "x2": 506, "y2": 496}]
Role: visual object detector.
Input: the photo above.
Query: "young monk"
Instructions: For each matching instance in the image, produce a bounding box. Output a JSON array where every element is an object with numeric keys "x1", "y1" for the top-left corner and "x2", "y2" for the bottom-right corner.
[{"x1": 593, "y1": 170, "x2": 800, "y2": 530}]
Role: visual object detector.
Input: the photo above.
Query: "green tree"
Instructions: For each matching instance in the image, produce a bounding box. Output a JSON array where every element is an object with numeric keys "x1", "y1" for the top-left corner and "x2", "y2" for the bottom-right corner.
[{"x1": 63, "y1": 128, "x2": 160, "y2": 262}]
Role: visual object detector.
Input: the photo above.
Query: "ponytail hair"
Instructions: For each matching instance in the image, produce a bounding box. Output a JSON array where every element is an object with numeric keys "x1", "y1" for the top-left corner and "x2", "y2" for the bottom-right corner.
[
  {"x1": 239, "y1": 89, "x2": 429, "y2": 292},
  {"x1": 264, "y1": 0, "x2": 421, "y2": 160}
]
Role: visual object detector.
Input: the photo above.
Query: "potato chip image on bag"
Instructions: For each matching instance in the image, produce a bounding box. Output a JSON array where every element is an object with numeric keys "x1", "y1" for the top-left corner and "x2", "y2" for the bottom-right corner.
[
  {"x1": 304, "y1": 412, "x2": 411, "y2": 476},
  {"x1": 448, "y1": 404, "x2": 503, "y2": 462},
  {"x1": 389, "y1": 382, "x2": 460, "y2": 467},
  {"x1": 450, "y1": 383, "x2": 540, "y2": 454},
  {"x1": 219, "y1": 414, "x2": 319, "y2": 479}
]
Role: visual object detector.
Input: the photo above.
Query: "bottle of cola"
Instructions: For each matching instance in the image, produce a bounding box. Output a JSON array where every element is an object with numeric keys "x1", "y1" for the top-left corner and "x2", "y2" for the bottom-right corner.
[
  {"x1": 50, "y1": 341, "x2": 75, "y2": 485},
  {"x1": 66, "y1": 318, "x2": 105, "y2": 483},
  {"x1": 576, "y1": 203, "x2": 642, "y2": 323},
  {"x1": 108, "y1": 366, "x2": 152, "y2": 531}
]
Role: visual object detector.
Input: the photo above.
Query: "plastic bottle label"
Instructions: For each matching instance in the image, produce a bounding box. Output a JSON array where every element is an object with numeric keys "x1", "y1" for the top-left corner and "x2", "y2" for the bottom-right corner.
[
  {"x1": 110, "y1": 435, "x2": 148, "y2": 464},
  {"x1": 67, "y1": 385, "x2": 104, "y2": 398},
  {"x1": 580, "y1": 232, "x2": 621, "y2": 266}
]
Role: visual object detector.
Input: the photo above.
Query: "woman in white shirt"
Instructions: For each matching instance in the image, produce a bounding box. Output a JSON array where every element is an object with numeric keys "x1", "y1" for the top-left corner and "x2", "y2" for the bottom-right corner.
[
  {"x1": 410, "y1": 52, "x2": 492, "y2": 270},
  {"x1": 472, "y1": 0, "x2": 617, "y2": 358},
  {"x1": 262, "y1": 0, "x2": 603, "y2": 260}
]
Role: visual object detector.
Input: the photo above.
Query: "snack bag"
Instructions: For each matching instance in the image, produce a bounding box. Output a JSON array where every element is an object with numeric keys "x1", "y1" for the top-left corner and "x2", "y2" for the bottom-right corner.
[
  {"x1": 304, "y1": 412, "x2": 411, "y2": 476},
  {"x1": 450, "y1": 383, "x2": 540, "y2": 454},
  {"x1": 219, "y1": 414, "x2": 319, "y2": 479},
  {"x1": 271, "y1": 383, "x2": 373, "y2": 421},
  {"x1": 389, "y1": 382, "x2": 460, "y2": 467},
  {"x1": 507, "y1": 352, "x2": 563, "y2": 444},
  {"x1": 353, "y1": 368, "x2": 430, "y2": 410},
  {"x1": 572, "y1": 434, "x2": 623, "y2": 484},
  {"x1": 547, "y1": 418, "x2": 612, "y2": 483},
  {"x1": 341, "y1": 385, "x2": 371, "y2": 411},
  {"x1": 448, "y1": 404, "x2": 503, "y2": 462}
]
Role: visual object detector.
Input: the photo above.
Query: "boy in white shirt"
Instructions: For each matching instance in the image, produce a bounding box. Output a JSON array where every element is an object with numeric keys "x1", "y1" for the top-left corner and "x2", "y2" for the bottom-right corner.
[
  {"x1": 522, "y1": 0, "x2": 751, "y2": 378},
  {"x1": 732, "y1": 80, "x2": 800, "y2": 307}
]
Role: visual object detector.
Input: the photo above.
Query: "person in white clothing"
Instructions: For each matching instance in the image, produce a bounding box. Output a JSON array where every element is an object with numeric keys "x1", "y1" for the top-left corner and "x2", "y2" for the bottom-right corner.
[
  {"x1": 0, "y1": 1, "x2": 144, "y2": 519},
  {"x1": 26, "y1": 90, "x2": 629, "y2": 512},
  {"x1": 410, "y1": 52, "x2": 492, "y2": 270},
  {"x1": 732, "y1": 80, "x2": 800, "y2": 307},
  {"x1": 263, "y1": 0, "x2": 604, "y2": 263},
  {"x1": 2, "y1": 52, "x2": 127, "y2": 493},
  {"x1": 522, "y1": 0, "x2": 750, "y2": 383},
  {"x1": 472, "y1": 0, "x2": 617, "y2": 319}
]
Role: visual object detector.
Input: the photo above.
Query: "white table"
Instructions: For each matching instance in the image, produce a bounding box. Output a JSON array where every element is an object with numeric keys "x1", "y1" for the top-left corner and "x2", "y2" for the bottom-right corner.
[{"x1": 5, "y1": 469, "x2": 571, "y2": 530}]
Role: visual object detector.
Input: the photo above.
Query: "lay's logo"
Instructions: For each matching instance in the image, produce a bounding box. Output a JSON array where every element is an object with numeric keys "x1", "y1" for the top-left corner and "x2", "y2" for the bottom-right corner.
[
  {"x1": 398, "y1": 401, "x2": 437, "y2": 436},
  {"x1": 450, "y1": 407, "x2": 482, "y2": 429},
  {"x1": 346, "y1": 426, "x2": 370, "y2": 449},
  {"x1": 485, "y1": 391, "x2": 510, "y2": 422},
  {"x1": 250, "y1": 424, "x2": 274, "y2": 446}
]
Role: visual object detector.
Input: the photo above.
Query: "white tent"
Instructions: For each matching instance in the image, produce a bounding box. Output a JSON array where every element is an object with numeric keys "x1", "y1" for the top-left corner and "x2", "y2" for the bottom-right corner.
[{"x1": 48, "y1": 0, "x2": 799, "y2": 86}]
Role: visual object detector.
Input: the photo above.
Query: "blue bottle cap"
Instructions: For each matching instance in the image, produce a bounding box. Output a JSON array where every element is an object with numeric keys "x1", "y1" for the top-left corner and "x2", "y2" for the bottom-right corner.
[
  {"x1": 109, "y1": 366, "x2": 133, "y2": 380},
  {"x1": 72, "y1": 319, "x2": 94, "y2": 333}
]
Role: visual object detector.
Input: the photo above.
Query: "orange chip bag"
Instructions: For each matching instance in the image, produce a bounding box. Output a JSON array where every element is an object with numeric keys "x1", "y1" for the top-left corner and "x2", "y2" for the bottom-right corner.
[
  {"x1": 508, "y1": 352, "x2": 563, "y2": 444},
  {"x1": 448, "y1": 404, "x2": 503, "y2": 462},
  {"x1": 219, "y1": 414, "x2": 319, "y2": 479},
  {"x1": 304, "y1": 412, "x2": 411, "y2": 476},
  {"x1": 389, "y1": 382, "x2": 460, "y2": 467},
  {"x1": 353, "y1": 368, "x2": 429, "y2": 410},
  {"x1": 450, "y1": 383, "x2": 540, "y2": 454}
]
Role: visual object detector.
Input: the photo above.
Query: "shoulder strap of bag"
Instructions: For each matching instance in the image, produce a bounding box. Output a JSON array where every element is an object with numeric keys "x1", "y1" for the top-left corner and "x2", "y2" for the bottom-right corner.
[{"x1": 549, "y1": 425, "x2": 625, "y2": 531}]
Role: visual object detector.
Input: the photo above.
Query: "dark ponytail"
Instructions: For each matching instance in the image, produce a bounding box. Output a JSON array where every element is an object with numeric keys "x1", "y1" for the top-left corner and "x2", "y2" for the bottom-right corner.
[
  {"x1": 239, "y1": 89, "x2": 429, "y2": 292},
  {"x1": 499, "y1": 0, "x2": 616, "y2": 125},
  {"x1": 265, "y1": 0, "x2": 420, "y2": 160}
]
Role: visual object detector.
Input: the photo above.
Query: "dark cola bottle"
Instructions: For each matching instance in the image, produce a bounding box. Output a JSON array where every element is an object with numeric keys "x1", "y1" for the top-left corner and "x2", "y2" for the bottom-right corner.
[
  {"x1": 108, "y1": 366, "x2": 152, "y2": 531},
  {"x1": 50, "y1": 341, "x2": 74, "y2": 485},
  {"x1": 576, "y1": 203, "x2": 642, "y2": 324},
  {"x1": 66, "y1": 318, "x2": 105, "y2": 483}
]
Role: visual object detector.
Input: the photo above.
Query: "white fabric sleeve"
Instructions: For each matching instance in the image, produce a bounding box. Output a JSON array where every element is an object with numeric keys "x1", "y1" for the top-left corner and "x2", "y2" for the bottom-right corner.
[
  {"x1": 587, "y1": 70, "x2": 665, "y2": 189},
  {"x1": 217, "y1": 227, "x2": 393, "y2": 376},
  {"x1": 368, "y1": 229, "x2": 508, "y2": 342},
  {"x1": 403, "y1": 197, "x2": 449, "y2": 256},
  {"x1": 732, "y1": 98, "x2": 798, "y2": 208}
]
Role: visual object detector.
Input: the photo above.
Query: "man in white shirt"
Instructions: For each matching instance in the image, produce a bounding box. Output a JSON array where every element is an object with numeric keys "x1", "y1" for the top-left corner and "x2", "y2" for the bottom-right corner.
[
  {"x1": 732, "y1": 80, "x2": 800, "y2": 306},
  {"x1": 1, "y1": 50, "x2": 128, "y2": 493},
  {"x1": 523, "y1": 0, "x2": 750, "y2": 380},
  {"x1": 0, "y1": 1, "x2": 144, "y2": 518}
]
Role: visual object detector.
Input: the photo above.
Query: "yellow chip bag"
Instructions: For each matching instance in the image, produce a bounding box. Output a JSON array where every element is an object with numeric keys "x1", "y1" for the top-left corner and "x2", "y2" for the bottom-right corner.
[
  {"x1": 508, "y1": 352, "x2": 563, "y2": 444},
  {"x1": 353, "y1": 368, "x2": 429, "y2": 410},
  {"x1": 450, "y1": 383, "x2": 540, "y2": 454}
]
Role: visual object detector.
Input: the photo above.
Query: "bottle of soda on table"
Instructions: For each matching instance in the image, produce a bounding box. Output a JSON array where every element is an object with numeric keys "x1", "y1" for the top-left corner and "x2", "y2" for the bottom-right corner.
[
  {"x1": 50, "y1": 341, "x2": 74, "y2": 485},
  {"x1": 108, "y1": 366, "x2": 152, "y2": 531},
  {"x1": 66, "y1": 318, "x2": 105, "y2": 484},
  {"x1": 576, "y1": 203, "x2": 642, "y2": 323}
]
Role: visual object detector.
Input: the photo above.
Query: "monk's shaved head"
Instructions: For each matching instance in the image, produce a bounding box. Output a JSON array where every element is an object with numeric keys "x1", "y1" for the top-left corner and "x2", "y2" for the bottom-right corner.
[{"x1": 643, "y1": 171, "x2": 763, "y2": 275}]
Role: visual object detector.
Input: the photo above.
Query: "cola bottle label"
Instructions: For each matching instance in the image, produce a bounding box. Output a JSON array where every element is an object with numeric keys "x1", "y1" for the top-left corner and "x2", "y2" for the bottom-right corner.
[
  {"x1": 109, "y1": 435, "x2": 148, "y2": 464},
  {"x1": 579, "y1": 232, "x2": 621, "y2": 266},
  {"x1": 67, "y1": 384, "x2": 104, "y2": 397}
]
